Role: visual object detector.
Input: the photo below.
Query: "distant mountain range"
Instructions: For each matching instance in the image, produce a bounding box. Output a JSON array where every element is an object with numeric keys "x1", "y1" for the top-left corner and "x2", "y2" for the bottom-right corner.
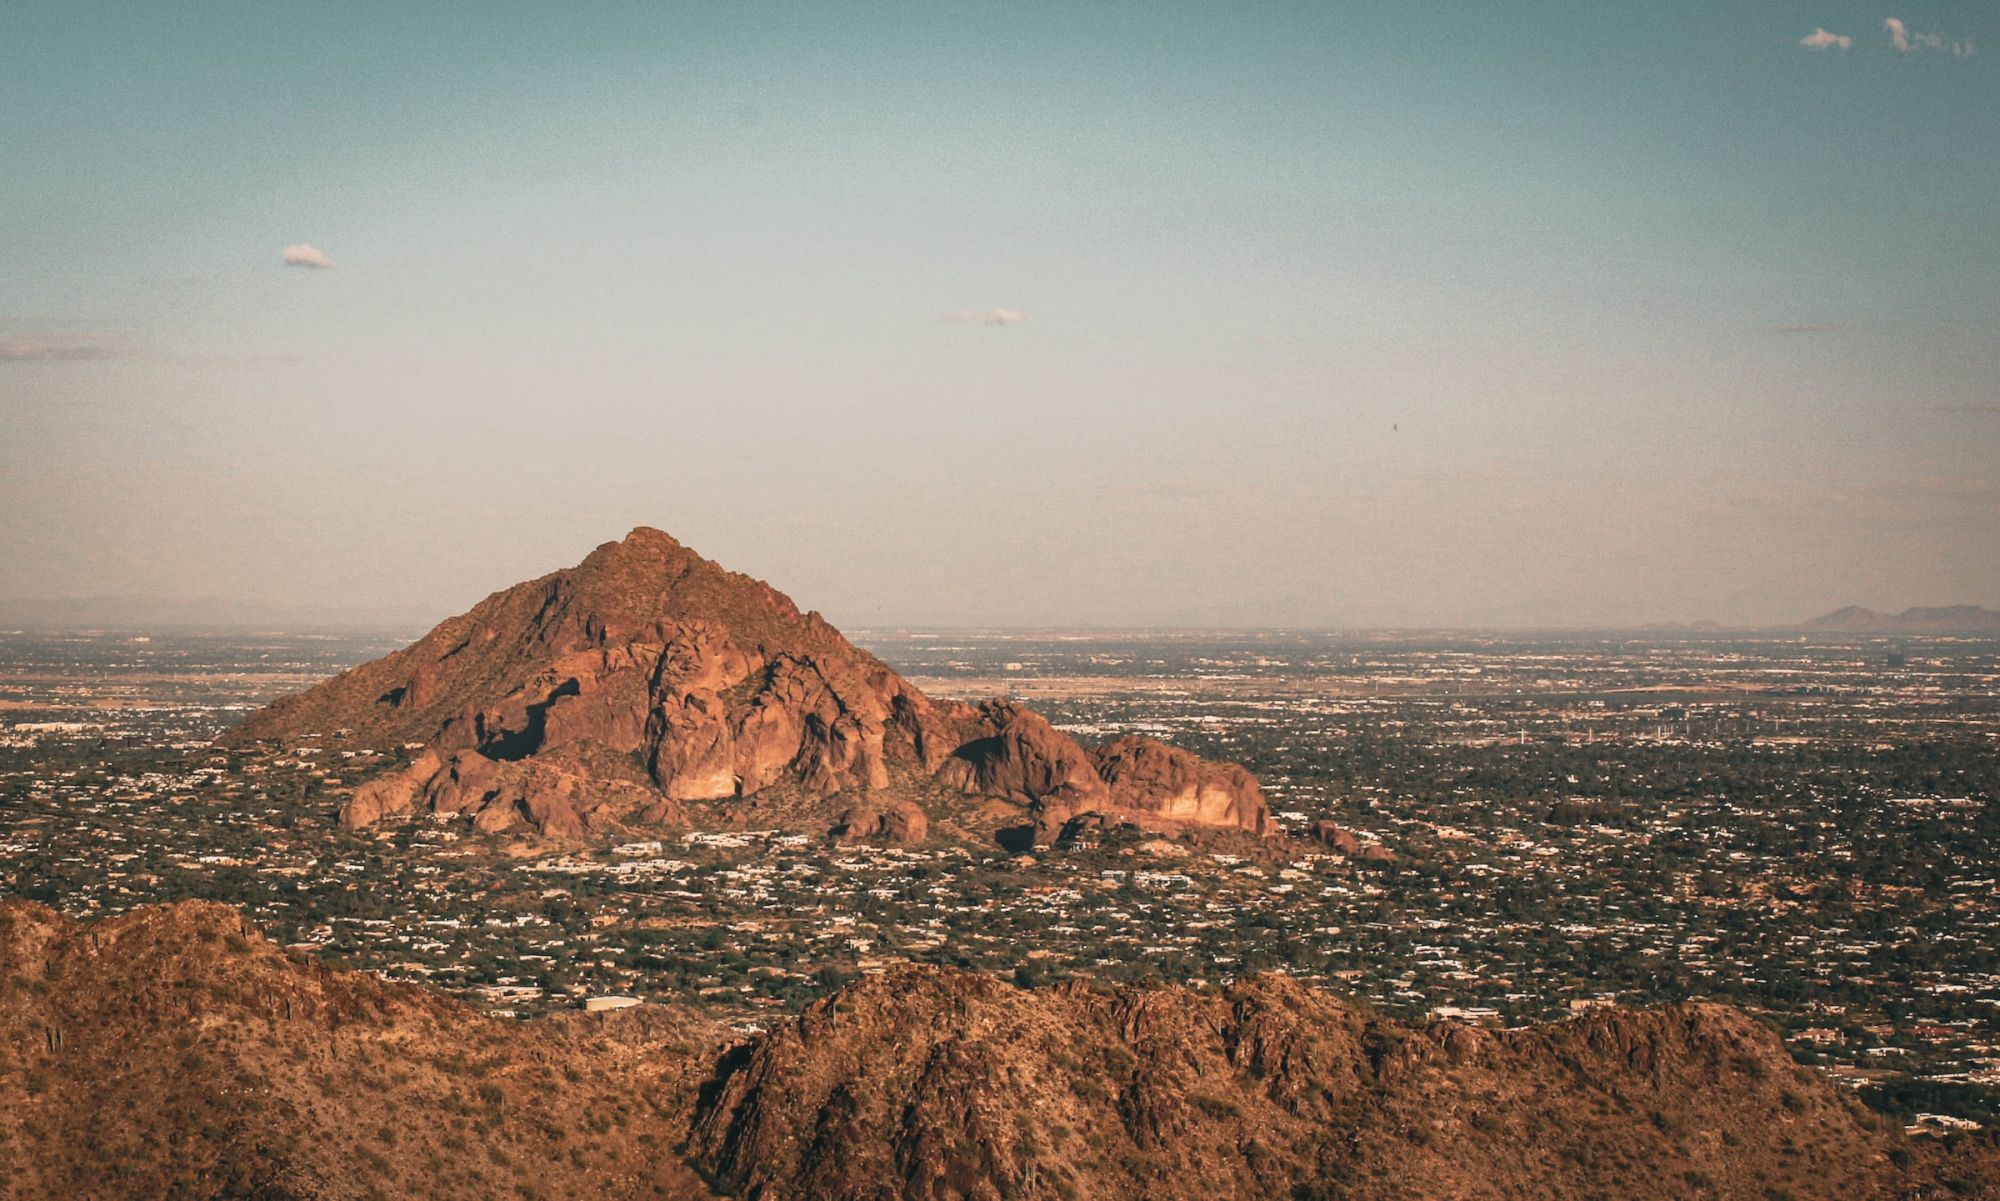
[
  {"x1": 1800, "y1": 604, "x2": 2000, "y2": 635},
  {"x1": 4, "y1": 590, "x2": 1996, "y2": 637}
]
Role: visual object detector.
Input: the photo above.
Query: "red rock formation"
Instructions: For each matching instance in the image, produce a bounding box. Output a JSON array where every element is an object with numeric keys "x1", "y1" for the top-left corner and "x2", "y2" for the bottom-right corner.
[
  {"x1": 832, "y1": 799, "x2": 929, "y2": 845},
  {"x1": 1092, "y1": 735, "x2": 1268, "y2": 834},
  {"x1": 230, "y1": 528, "x2": 1270, "y2": 842},
  {"x1": 337, "y1": 748, "x2": 442, "y2": 830},
  {"x1": 340, "y1": 745, "x2": 678, "y2": 837},
  {"x1": 1306, "y1": 821, "x2": 1395, "y2": 862},
  {"x1": 936, "y1": 701, "x2": 1111, "y2": 809},
  {"x1": 9, "y1": 900, "x2": 1994, "y2": 1201},
  {"x1": 1308, "y1": 820, "x2": 1361, "y2": 855}
]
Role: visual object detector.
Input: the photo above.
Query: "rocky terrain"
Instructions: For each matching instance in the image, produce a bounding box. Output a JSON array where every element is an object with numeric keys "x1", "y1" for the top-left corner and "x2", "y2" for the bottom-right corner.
[
  {"x1": 225, "y1": 528, "x2": 1269, "y2": 847},
  {"x1": 4, "y1": 900, "x2": 1995, "y2": 1201},
  {"x1": 0, "y1": 899, "x2": 724, "y2": 1201}
]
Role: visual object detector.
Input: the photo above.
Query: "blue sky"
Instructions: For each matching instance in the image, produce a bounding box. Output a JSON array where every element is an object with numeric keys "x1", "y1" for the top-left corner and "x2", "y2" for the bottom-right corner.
[{"x1": 2, "y1": 2, "x2": 1995, "y2": 626}]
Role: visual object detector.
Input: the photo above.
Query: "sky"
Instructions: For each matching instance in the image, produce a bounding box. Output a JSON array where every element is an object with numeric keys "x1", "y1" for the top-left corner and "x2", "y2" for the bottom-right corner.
[{"x1": 2, "y1": 2, "x2": 1996, "y2": 629}]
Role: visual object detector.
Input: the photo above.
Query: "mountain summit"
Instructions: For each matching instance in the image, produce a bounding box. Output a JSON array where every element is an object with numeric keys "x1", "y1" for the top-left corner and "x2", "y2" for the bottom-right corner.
[{"x1": 225, "y1": 528, "x2": 1269, "y2": 844}]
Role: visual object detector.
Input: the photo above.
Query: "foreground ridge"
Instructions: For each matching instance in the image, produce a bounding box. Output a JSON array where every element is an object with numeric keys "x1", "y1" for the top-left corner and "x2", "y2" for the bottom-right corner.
[
  {"x1": 5, "y1": 900, "x2": 1995, "y2": 1201},
  {"x1": 224, "y1": 527, "x2": 1270, "y2": 846}
]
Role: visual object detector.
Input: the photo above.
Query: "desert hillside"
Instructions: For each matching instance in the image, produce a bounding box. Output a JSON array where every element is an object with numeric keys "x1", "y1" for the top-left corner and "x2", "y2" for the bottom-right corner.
[{"x1": 5, "y1": 901, "x2": 1995, "y2": 1201}]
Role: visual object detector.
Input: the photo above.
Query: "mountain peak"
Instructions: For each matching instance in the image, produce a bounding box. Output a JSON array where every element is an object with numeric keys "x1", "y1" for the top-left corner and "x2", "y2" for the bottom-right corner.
[
  {"x1": 620, "y1": 523, "x2": 676, "y2": 545},
  {"x1": 224, "y1": 530, "x2": 1270, "y2": 845},
  {"x1": 588, "y1": 525, "x2": 694, "y2": 567}
]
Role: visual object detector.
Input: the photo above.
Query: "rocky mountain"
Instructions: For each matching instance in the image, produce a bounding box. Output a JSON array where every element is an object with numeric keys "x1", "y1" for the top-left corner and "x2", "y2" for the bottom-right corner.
[
  {"x1": 1803, "y1": 605, "x2": 2000, "y2": 635},
  {"x1": 5, "y1": 900, "x2": 1994, "y2": 1201},
  {"x1": 223, "y1": 528, "x2": 1269, "y2": 847}
]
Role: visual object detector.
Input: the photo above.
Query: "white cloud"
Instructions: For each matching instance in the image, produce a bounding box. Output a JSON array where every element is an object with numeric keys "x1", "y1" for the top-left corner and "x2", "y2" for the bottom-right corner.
[
  {"x1": 943, "y1": 308, "x2": 1027, "y2": 326},
  {"x1": 1884, "y1": 17, "x2": 1972, "y2": 56},
  {"x1": 282, "y1": 244, "x2": 336, "y2": 269},
  {"x1": 1800, "y1": 28, "x2": 1851, "y2": 50}
]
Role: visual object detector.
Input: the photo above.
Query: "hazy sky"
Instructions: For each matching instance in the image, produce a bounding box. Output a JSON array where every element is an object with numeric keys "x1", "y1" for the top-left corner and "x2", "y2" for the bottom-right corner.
[{"x1": 3, "y1": 2, "x2": 1996, "y2": 628}]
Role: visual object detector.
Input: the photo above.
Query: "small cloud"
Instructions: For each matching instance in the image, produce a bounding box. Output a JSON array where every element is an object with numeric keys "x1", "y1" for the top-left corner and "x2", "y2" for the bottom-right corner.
[
  {"x1": 1885, "y1": 17, "x2": 1972, "y2": 56},
  {"x1": 1764, "y1": 322, "x2": 1838, "y2": 334},
  {"x1": 1800, "y1": 28, "x2": 1852, "y2": 50},
  {"x1": 0, "y1": 330, "x2": 117, "y2": 363},
  {"x1": 1933, "y1": 403, "x2": 2000, "y2": 416},
  {"x1": 943, "y1": 308, "x2": 1027, "y2": 326},
  {"x1": 282, "y1": 243, "x2": 336, "y2": 269}
]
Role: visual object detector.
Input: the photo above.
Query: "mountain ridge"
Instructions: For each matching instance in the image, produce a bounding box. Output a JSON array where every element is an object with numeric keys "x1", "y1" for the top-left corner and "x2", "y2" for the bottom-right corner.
[{"x1": 8, "y1": 899, "x2": 1994, "y2": 1201}]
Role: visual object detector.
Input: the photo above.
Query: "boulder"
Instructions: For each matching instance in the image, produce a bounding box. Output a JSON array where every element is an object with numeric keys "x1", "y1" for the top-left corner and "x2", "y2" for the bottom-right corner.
[{"x1": 832, "y1": 799, "x2": 929, "y2": 845}]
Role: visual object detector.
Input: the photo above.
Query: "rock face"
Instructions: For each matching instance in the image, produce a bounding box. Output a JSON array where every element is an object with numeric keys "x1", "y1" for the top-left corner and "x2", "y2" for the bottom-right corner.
[
  {"x1": 936, "y1": 701, "x2": 1112, "y2": 809},
  {"x1": 337, "y1": 744, "x2": 676, "y2": 837},
  {"x1": 11, "y1": 900, "x2": 1995, "y2": 1201},
  {"x1": 1091, "y1": 735, "x2": 1269, "y2": 833},
  {"x1": 226, "y1": 528, "x2": 1271, "y2": 842}
]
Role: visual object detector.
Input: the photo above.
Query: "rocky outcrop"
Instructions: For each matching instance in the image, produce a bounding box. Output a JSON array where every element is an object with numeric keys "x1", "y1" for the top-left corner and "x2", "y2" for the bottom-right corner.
[
  {"x1": 235, "y1": 527, "x2": 1270, "y2": 843},
  {"x1": 1308, "y1": 819, "x2": 1361, "y2": 854},
  {"x1": 831, "y1": 798, "x2": 929, "y2": 845},
  {"x1": 338, "y1": 748, "x2": 443, "y2": 830},
  {"x1": 936, "y1": 701, "x2": 1111, "y2": 809},
  {"x1": 338, "y1": 744, "x2": 680, "y2": 837},
  {"x1": 1306, "y1": 821, "x2": 1394, "y2": 862},
  {"x1": 1092, "y1": 735, "x2": 1268, "y2": 834},
  {"x1": 642, "y1": 627, "x2": 930, "y2": 802}
]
